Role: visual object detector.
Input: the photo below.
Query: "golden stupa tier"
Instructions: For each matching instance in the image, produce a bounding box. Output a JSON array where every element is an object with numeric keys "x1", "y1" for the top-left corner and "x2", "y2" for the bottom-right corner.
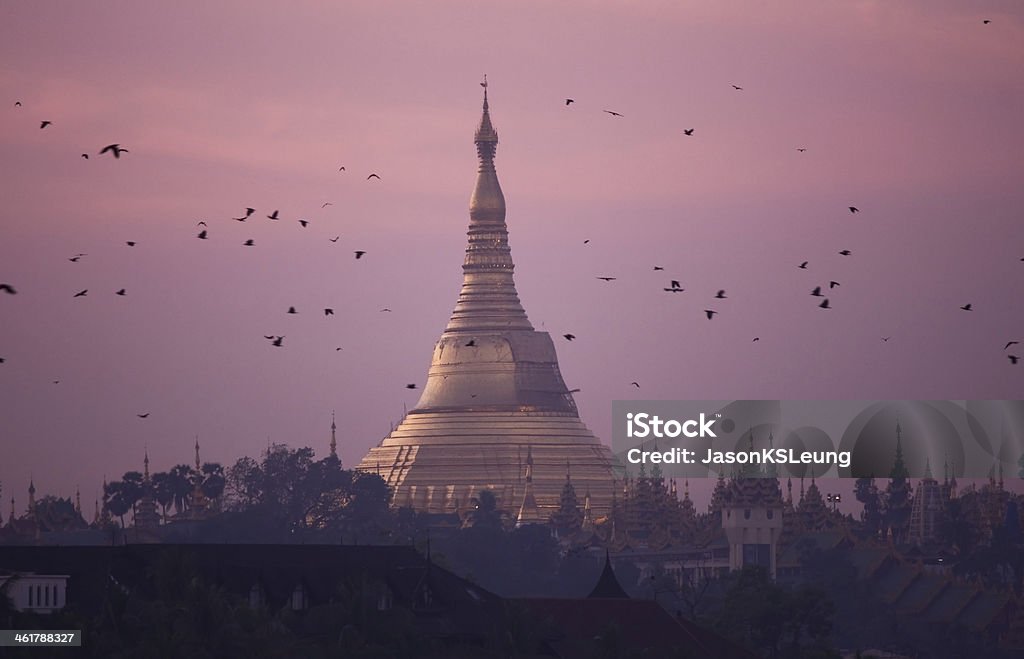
[{"x1": 356, "y1": 81, "x2": 619, "y2": 517}]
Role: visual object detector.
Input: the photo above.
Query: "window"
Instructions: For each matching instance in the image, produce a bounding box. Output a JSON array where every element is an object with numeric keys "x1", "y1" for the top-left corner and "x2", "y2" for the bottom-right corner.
[
  {"x1": 742, "y1": 543, "x2": 771, "y2": 567},
  {"x1": 44, "y1": 584, "x2": 50, "y2": 607},
  {"x1": 28, "y1": 585, "x2": 33, "y2": 607},
  {"x1": 766, "y1": 509, "x2": 774, "y2": 520},
  {"x1": 291, "y1": 584, "x2": 307, "y2": 611},
  {"x1": 744, "y1": 508, "x2": 751, "y2": 520}
]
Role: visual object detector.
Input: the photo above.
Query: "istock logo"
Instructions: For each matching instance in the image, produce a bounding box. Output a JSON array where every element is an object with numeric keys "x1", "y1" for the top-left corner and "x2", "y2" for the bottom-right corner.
[{"x1": 626, "y1": 412, "x2": 718, "y2": 438}]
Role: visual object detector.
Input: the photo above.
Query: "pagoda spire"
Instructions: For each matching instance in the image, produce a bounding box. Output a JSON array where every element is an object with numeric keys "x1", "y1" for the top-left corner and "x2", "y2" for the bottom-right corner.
[
  {"x1": 330, "y1": 411, "x2": 338, "y2": 458},
  {"x1": 444, "y1": 78, "x2": 532, "y2": 333},
  {"x1": 28, "y1": 478, "x2": 36, "y2": 514},
  {"x1": 194, "y1": 437, "x2": 202, "y2": 471},
  {"x1": 75, "y1": 486, "x2": 82, "y2": 515}
]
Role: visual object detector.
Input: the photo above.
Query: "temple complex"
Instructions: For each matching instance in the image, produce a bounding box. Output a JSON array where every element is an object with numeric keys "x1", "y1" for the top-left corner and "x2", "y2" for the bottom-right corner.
[{"x1": 356, "y1": 82, "x2": 619, "y2": 516}]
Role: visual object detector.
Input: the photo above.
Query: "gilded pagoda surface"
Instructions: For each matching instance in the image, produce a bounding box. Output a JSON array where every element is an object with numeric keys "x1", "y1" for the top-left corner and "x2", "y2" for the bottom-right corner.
[{"x1": 357, "y1": 83, "x2": 619, "y2": 516}]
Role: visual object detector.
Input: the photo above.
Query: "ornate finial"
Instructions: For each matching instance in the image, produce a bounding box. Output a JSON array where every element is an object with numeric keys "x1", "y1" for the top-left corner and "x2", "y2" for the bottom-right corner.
[
  {"x1": 565, "y1": 458, "x2": 571, "y2": 482},
  {"x1": 194, "y1": 436, "x2": 201, "y2": 470},
  {"x1": 144, "y1": 449, "x2": 150, "y2": 480},
  {"x1": 75, "y1": 486, "x2": 81, "y2": 514}
]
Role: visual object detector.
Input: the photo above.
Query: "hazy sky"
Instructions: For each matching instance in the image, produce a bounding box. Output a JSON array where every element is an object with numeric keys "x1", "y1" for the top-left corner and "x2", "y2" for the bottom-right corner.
[{"x1": 1, "y1": 1, "x2": 1022, "y2": 514}]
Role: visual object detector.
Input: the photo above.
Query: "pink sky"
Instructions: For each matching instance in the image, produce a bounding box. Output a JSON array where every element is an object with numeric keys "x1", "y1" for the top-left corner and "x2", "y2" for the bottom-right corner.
[{"x1": 1, "y1": 1, "x2": 1022, "y2": 514}]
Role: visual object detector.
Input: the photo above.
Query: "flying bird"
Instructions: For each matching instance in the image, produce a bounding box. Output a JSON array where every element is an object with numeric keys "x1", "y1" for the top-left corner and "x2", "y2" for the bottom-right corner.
[
  {"x1": 324, "y1": 308, "x2": 334, "y2": 316},
  {"x1": 298, "y1": 219, "x2": 309, "y2": 228},
  {"x1": 125, "y1": 241, "x2": 136, "y2": 247},
  {"x1": 829, "y1": 281, "x2": 840, "y2": 288},
  {"x1": 798, "y1": 261, "x2": 808, "y2": 269},
  {"x1": 406, "y1": 383, "x2": 418, "y2": 389},
  {"x1": 653, "y1": 266, "x2": 664, "y2": 271},
  {"x1": 960, "y1": 303, "x2": 972, "y2": 311},
  {"x1": 563, "y1": 334, "x2": 576, "y2": 341},
  {"x1": 40, "y1": 121, "x2": 52, "y2": 129},
  {"x1": 271, "y1": 336, "x2": 284, "y2": 347},
  {"x1": 631, "y1": 382, "x2": 640, "y2": 388},
  {"x1": 0, "y1": 284, "x2": 16, "y2": 294},
  {"x1": 263, "y1": 335, "x2": 275, "y2": 340},
  {"x1": 0, "y1": 357, "x2": 4, "y2": 363},
  {"x1": 731, "y1": 84, "x2": 743, "y2": 90},
  {"x1": 367, "y1": 173, "x2": 381, "y2": 180},
  {"x1": 115, "y1": 289, "x2": 126, "y2": 296},
  {"x1": 73, "y1": 289, "x2": 88, "y2": 297},
  {"x1": 338, "y1": 166, "x2": 346, "y2": 171},
  {"x1": 811, "y1": 286, "x2": 823, "y2": 296},
  {"x1": 819, "y1": 299, "x2": 831, "y2": 309},
  {"x1": 329, "y1": 236, "x2": 340, "y2": 242},
  {"x1": 565, "y1": 99, "x2": 574, "y2": 106},
  {"x1": 796, "y1": 148, "x2": 807, "y2": 152},
  {"x1": 1005, "y1": 341, "x2": 1019, "y2": 350},
  {"x1": 81, "y1": 153, "x2": 89, "y2": 159},
  {"x1": 583, "y1": 239, "x2": 590, "y2": 244},
  {"x1": 379, "y1": 308, "x2": 392, "y2": 313},
  {"x1": 243, "y1": 239, "x2": 254, "y2": 246},
  {"x1": 849, "y1": 206, "x2": 859, "y2": 214},
  {"x1": 197, "y1": 230, "x2": 208, "y2": 239},
  {"x1": 838, "y1": 250, "x2": 851, "y2": 256},
  {"x1": 983, "y1": 19, "x2": 991, "y2": 24},
  {"x1": 704, "y1": 310, "x2": 717, "y2": 319},
  {"x1": 1010, "y1": 355, "x2": 1019, "y2": 365},
  {"x1": 234, "y1": 207, "x2": 255, "y2": 221},
  {"x1": 287, "y1": 306, "x2": 297, "y2": 314},
  {"x1": 354, "y1": 250, "x2": 366, "y2": 259},
  {"x1": 752, "y1": 337, "x2": 760, "y2": 342},
  {"x1": 664, "y1": 280, "x2": 684, "y2": 292},
  {"x1": 14, "y1": 101, "x2": 21, "y2": 106},
  {"x1": 882, "y1": 337, "x2": 891, "y2": 342},
  {"x1": 197, "y1": 221, "x2": 207, "y2": 226},
  {"x1": 596, "y1": 277, "x2": 617, "y2": 282},
  {"x1": 68, "y1": 256, "x2": 82, "y2": 262},
  {"x1": 465, "y1": 339, "x2": 476, "y2": 347},
  {"x1": 99, "y1": 144, "x2": 128, "y2": 158},
  {"x1": 683, "y1": 129, "x2": 694, "y2": 136},
  {"x1": 603, "y1": 110, "x2": 623, "y2": 117},
  {"x1": 568, "y1": 388, "x2": 581, "y2": 394},
  {"x1": 715, "y1": 290, "x2": 727, "y2": 299},
  {"x1": 321, "y1": 202, "x2": 333, "y2": 208},
  {"x1": 137, "y1": 413, "x2": 149, "y2": 419}
]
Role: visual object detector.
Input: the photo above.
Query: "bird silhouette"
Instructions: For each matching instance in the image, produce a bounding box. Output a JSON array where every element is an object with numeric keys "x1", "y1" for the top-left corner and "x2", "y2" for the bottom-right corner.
[
  {"x1": 704, "y1": 310, "x2": 717, "y2": 319},
  {"x1": 829, "y1": 281, "x2": 840, "y2": 289},
  {"x1": 960, "y1": 304, "x2": 972, "y2": 311},
  {"x1": 197, "y1": 230, "x2": 208, "y2": 239},
  {"x1": 115, "y1": 289, "x2": 126, "y2": 296},
  {"x1": 137, "y1": 413, "x2": 150, "y2": 419},
  {"x1": 14, "y1": 101, "x2": 21, "y2": 106},
  {"x1": 565, "y1": 99, "x2": 574, "y2": 105},
  {"x1": 683, "y1": 129, "x2": 694, "y2": 136},
  {"x1": 367, "y1": 173, "x2": 381, "y2": 180},
  {"x1": 819, "y1": 299, "x2": 831, "y2": 309},
  {"x1": 797, "y1": 148, "x2": 807, "y2": 152},
  {"x1": 596, "y1": 277, "x2": 617, "y2": 281},
  {"x1": 631, "y1": 382, "x2": 640, "y2": 388},
  {"x1": 1010, "y1": 355, "x2": 1019, "y2": 365},
  {"x1": 465, "y1": 339, "x2": 476, "y2": 347},
  {"x1": 882, "y1": 337, "x2": 891, "y2": 342},
  {"x1": 983, "y1": 19, "x2": 991, "y2": 24},
  {"x1": 406, "y1": 383, "x2": 418, "y2": 389},
  {"x1": 73, "y1": 289, "x2": 87, "y2": 297},
  {"x1": 583, "y1": 239, "x2": 590, "y2": 244},
  {"x1": 298, "y1": 219, "x2": 309, "y2": 228},
  {"x1": 243, "y1": 239, "x2": 254, "y2": 246},
  {"x1": 715, "y1": 290, "x2": 727, "y2": 299},
  {"x1": 234, "y1": 207, "x2": 255, "y2": 221},
  {"x1": 68, "y1": 256, "x2": 82, "y2": 262},
  {"x1": 1005, "y1": 341, "x2": 1020, "y2": 350},
  {"x1": 271, "y1": 336, "x2": 284, "y2": 347},
  {"x1": 324, "y1": 308, "x2": 334, "y2": 316},
  {"x1": 664, "y1": 280, "x2": 684, "y2": 292},
  {"x1": 125, "y1": 241, "x2": 136, "y2": 247},
  {"x1": 354, "y1": 250, "x2": 366, "y2": 259},
  {"x1": 267, "y1": 210, "x2": 283, "y2": 221},
  {"x1": 811, "y1": 286, "x2": 823, "y2": 296},
  {"x1": 838, "y1": 250, "x2": 851, "y2": 256},
  {"x1": 197, "y1": 221, "x2": 207, "y2": 226},
  {"x1": 329, "y1": 236, "x2": 340, "y2": 242},
  {"x1": 379, "y1": 308, "x2": 392, "y2": 313},
  {"x1": 321, "y1": 202, "x2": 333, "y2": 208},
  {"x1": 731, "y1": 84, "x2": 743, "y2": 90},
  {"x1": 752, "y1": 337, "x2": 760, "y2": 342},
  {"x1": 99, "y1": 144, "x2": 128, "y2": 158},
  {"x1": 40, "y1": 121, "x2": 52, "y2": 129},
  {"x1": 338, "y1": 166, "x2": 346, "y2": 171},
  {"x1": 603, "y1": 110, "x2": 623, "y2": 117},
  {"x1": 0, "y1": 357, "x2": 4, "y2": 363},
  {"x1": 0, "y1": 284, "x2": 16, "y2": 294},
  {"x1": 287, "y1": 306, "x2": 297, "y2": 314},
  {"x1": 798, "y1": 261, "x2": 808, "y2": 269},
  {"x1": 81, "y1": 153, "x2": 89, "y2": 159},
  {"x1": 563, "y1": 334, "x2": 576, "y2": 341},
  {"x1": 653, "y1": 266, "x2": 664, "y2": 271},
  {"x1": 849, "y1": 206, "x2": 859, "y2": 213},
  {"x1": 263, "y1": 335, "x2": 275, "y2": 340}
]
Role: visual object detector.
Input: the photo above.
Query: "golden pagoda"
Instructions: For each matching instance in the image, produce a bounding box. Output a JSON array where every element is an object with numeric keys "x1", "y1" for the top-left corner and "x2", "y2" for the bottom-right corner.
[{"x1": 357, "y1": 80, "x2": 619, "y2": 516}]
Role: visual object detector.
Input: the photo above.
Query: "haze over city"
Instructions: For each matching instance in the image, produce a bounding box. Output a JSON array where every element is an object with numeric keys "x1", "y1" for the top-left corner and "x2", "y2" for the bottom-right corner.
[{"x1": 1, "y1": 1, "x2": 1022, "y2": 510}]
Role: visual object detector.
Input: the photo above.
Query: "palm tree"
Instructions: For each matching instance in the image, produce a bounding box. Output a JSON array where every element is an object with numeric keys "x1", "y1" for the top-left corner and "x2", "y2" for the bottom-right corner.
[
  {"x1": 465, "y1": 489, "x2": 508, "y2": 529},
  {"x1": 199, "y1": 462, "x2": 226, "y2": 501},
  {"x1": 167, "y1": 464, "x2": 195, "y2": 513},
  {"x1": 151, "y1": 472, "x2": 175, "y2": 521},
  {"x1": 104, "y1": 480, "x2": 133, "y2": 528}
]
